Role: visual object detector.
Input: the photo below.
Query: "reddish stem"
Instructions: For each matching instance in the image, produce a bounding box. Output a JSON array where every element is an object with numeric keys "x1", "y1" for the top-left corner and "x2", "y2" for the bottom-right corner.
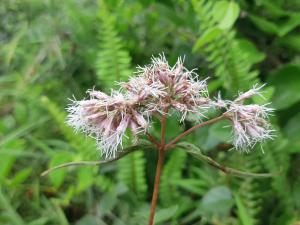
[
  {"x1": 165, "y1": 114, "x2": 226, "y2": 150},
  {"x1": 148, "y1": 147, "x2": 165, "y2": 225},
  {"x1": 146, "y1": 132, "x2": 160, "y2": 148},
  {"x1": 148, "y1": 107, "x2": 169, "y2": 225}
]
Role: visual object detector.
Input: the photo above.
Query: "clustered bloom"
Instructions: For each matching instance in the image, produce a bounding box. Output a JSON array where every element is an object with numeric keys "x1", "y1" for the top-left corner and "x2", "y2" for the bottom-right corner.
[
  {"x1": 214, "y1": 85, "x2": 274, "y2": 152},
  {"x1": 66, "y1": 91, "x2": 148, "y2": 158},
  {"x1": 66, "y1": 55, "x2": 274, "y2": 158},
  {"x1": 122, "y1": 55, "x2": 210, "y2": 120}
]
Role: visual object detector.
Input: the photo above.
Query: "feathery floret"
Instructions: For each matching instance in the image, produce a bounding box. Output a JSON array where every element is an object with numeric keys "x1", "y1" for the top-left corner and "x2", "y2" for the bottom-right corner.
[
  {"x1": 66, "y1": 90, "x2": 148, "y2": 158},
  {"x1": 66, "y1": 55, "x2": 274, "y2": 157}
]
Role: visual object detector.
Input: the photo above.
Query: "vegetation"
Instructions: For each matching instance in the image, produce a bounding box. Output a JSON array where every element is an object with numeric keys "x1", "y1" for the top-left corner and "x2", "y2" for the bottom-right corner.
[{"x1": 1, "y1": 0, "x2": 300, "y2": 224}]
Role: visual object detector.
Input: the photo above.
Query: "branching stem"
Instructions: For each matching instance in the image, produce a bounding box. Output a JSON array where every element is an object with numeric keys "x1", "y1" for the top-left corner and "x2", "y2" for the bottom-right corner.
[
  {"x1": 148, "y1": 107, "x2": 169, "y2": 225},
  {"x1": 165, "y1": 114, "x2": 226, "y2": 150}
]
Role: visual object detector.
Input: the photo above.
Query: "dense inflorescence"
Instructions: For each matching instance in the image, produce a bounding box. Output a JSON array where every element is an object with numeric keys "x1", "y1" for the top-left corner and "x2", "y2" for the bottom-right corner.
[{"x1": 66, "y1": 55, "x2": 274, "y2": 158}]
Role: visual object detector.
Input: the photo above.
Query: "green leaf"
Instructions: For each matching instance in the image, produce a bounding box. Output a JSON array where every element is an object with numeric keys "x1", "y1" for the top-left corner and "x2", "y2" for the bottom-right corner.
[
  {"x1": 268, "y1": 65, "x2": 300, "y2": 109},
  {"x1": 208, "y1": 120, "x2": 232, "y2": 144},
  {"x1": 260, "y1": 1, "x2": 288, "y2": 18},
  {"x1": 249, "y1": 15, "x2": 278, "y2": 35},
  {"x1": 49, "y1": 152, "x2": 73, "y2": 188},
  {"x1": 75, "y1": 215, "x2": 98, "y2": 225},
  {"x1": 154, "y1": 205, "x2": 178, "y2": 224},
  {"x1": 0, "y1": 188, "x2": 25, "y2": 225},
  {"x1": 277, "y1": 34, "x2": 300, "y2": 53},
  {"x1": 234, "y1": 194, "x2": 254, "y2": 225},
  {"x1": 177, "y1": 142, "x2": 274, "y2": 178},
  {"x1": 75, "y1": 167, "x2": 94, "y2": 193},
  {"x1": 0, "y1": 117, "x2": 48, "y2": 147},
  {"x1": 160, "y1": 150, "x2": 187, "y2": 206},
  {"x1": 173, "y1": 179, "x2": 207, "y2": 195},
  {"x1": 193, "y1": 27, "x2": 222, "y2": 52},
  {"x1": 213, "y1": 1, "x2": 240, "y2": 30},
  {"x1": 0, "y1": 155, "x2": 15, "y2": 182},
  {"x1": 200, "y1": 186, "x2": 234, "y2": 217},
  {"x1": 98, "y1": 192, "x2": 118, "y2": 216},
  {"x1": 249, "y1": 13, "x2": 300, "y2": 36},
  {"x1": 278, "y1": 14, "x2": 300, "y2": 37},
  {"x1": 283, "y1": 112, "x2": 300, "y2": 151},
  {"x1": 236, "y1": 39, "x2": 265, "y2": 64},
  {"x1": 10, "y1": 168, "x2": 32, "y2": 187},
  {"x1": 219, "y1": 1, "x2": 240, "y2": 29}
]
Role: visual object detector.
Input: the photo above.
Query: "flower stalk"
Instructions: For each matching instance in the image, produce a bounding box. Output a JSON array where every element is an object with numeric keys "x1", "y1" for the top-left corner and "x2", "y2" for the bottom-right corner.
[{"x1": 63, "y1": 54, "x2": 275, "y2": 224}]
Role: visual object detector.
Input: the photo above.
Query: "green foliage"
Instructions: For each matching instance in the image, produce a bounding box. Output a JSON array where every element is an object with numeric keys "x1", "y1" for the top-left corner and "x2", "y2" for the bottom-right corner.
[
  {"x1": 95, "y1": 0, "x2": 132, "y2": 89},
  {"x1": 117, "y1": 151, "x2": 147, "y2": 199},
  {"x1": 160, "y1": 149, "x2": 187, "y2": 206},
  {"x1": 1, "y1": 0, "x2": 300, "y2": 224},
  {"x1": 267, "y1": 65, "x2": 300, "y2": 110},
  {"x1": 192, "y1": 0, "x2": 263, "y2": 93}
]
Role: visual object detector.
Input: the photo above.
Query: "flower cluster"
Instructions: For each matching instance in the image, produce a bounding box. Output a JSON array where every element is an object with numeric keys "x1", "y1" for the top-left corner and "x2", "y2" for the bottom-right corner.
[
  {"x1": 66, "y1": 91, "x2": 148, "y2": 158},
  {"x1": 214, "y1": 85, "x2": 274, "y2": 152},
  {"x1": 122, "y1": 55, "x2": 210, "y2": 120},
  {"x1": 66, "y1": 55, "x2": 274, "y2": 157}
]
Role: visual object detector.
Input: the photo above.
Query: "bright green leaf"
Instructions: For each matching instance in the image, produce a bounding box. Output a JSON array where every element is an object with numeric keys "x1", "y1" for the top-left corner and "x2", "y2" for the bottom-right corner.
[
  {"x1": 193, "y1": 27, "x2": 222, "y2": 52},
  {"x1": 234, "y1": 194, "x2": 254, "y2": 225},
  {"x1": 10, "y1": 168, "x2": 32, "y2": 187},
  {"x1": 236, "y1": 39, "x2": 265, "y2": 64},
  {"x1": 218, "y1": 1, "x2": 240, "y2": 29},
  {"x1": 278, "y1": 14, "x2": 300, "y2": 37}
]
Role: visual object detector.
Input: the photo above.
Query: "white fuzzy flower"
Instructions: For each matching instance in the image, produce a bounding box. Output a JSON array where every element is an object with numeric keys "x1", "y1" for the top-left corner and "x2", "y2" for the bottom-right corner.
[
  {"x1": 66, "y1": 90, "x2": 149, "y2": 158},
  {"x1": 210, "y1": 84, "x2": 274, "y2": 152},
  {"x1": 66, "y1": 55, "x2": 275, "y2": 157},
  {"x1": 124, "y1": 54, "x2": 210, "y2": 121},
  {"x1": 235, "y1": 84, "x2": 265, "y2": 102},
  {"x1": 225, "y1": 102, "x2": 274, "y2": 152}
]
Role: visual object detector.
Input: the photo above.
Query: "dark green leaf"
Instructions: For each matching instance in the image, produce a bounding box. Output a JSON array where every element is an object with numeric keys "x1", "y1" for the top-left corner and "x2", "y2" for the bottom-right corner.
[
  {"x1": 200, "y1": 186, "x2": 234, "y2": 217},
  {"x1": 268, "y1": 65, "x2": 300, "y2": 109}
]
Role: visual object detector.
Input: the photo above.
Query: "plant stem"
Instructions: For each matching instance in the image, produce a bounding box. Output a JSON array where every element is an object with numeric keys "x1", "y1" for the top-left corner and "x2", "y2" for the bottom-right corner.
[
  {"x1": 148, "y1": 107, "x2": 169, "y2": 225},
  {"x1": 165, "y1": 114, "x2": 226, "y2": 150},
  {"x1": 148, "y1": 147, "x2": 165, "y2": 225},
  {"x1": 146, "y1": 132, "x2": 160, "y2": 148},
  {"x1": 160, "y1": 107, "x2": 169, "y2": 146}
]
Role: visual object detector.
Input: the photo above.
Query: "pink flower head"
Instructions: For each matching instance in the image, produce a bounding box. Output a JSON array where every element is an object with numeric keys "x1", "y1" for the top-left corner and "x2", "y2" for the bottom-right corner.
[
  {"x1": 215, "y1": 85, "x2": 275, "y2": 152},
  {"x1": 123, "y1": 55, "x2": 210, "y2": 121},
  {"x1": 66, "y1": 54, "x2": 275, "y2": 157},
  {"x1": 235, "y1": 84, "x2": 265, "y2": 102},
  {"x1": 225, "y1": 102, "x2": 274, "y2": 152},
  {"x1": 66, "y1": 90, "x2": 148, "y2": 158}
]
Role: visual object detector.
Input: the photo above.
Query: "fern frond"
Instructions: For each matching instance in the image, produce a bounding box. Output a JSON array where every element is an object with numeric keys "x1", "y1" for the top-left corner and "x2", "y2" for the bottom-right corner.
[
  {"x1": 160, "y1": 150, "x2": 187, "y2": 206},
  {"x1": 238, "y1": 153, "x2": 268, "y2": 225},
  {"x1": 261, "y1": 136, "x2": 295, "y2": 221},
  {"x1": 117, "y1": 151, "x2": 147, "y2": 199},
  {"x1": 192, "y1": 0, "x2": 261, "y2": 93},
  {"x1": 96, "y1": 0, "x2": 132, "y2": 89}
]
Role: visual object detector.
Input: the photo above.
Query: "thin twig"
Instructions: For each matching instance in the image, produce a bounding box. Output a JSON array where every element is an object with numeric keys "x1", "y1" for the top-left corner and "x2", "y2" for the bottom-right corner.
[
  {"x1": 176, "y1": 142, "x2": 276, "y2": 178},
  {"x1": 41, "y1": 145, "x2": 152, "y2": 177},
  {"x1": 165, "y1": 114, "x2": 226, "y2": 150},
  {"x1": 146, "y1": 132, "x2": 160, "y2": 148}
]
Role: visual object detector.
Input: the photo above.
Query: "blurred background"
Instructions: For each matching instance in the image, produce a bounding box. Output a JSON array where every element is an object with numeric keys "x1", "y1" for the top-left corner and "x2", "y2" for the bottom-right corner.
[{"x1": 1, "y1": 0, "x2": 300, "y2": 224}]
